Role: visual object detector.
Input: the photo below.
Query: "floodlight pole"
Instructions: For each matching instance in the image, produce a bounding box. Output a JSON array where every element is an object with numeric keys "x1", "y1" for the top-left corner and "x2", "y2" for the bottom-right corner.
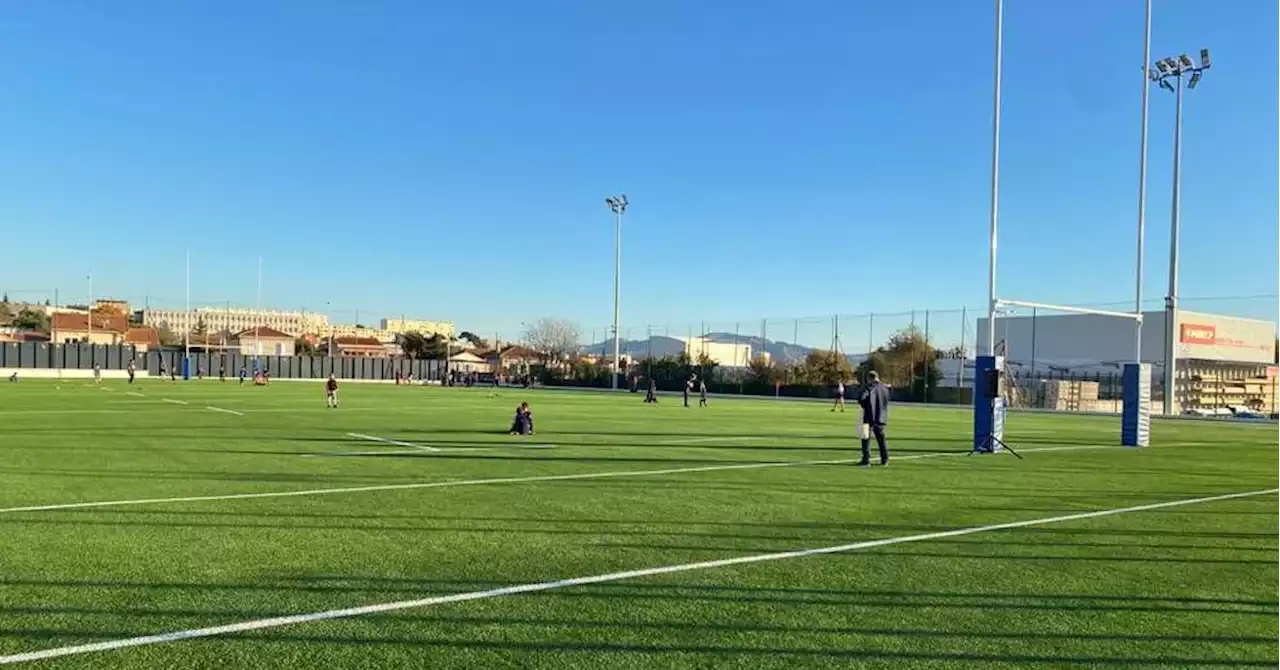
[
  {"x1": 1151, "y1": 49, "x2": 1208, "y2": 416},
  {"x1": 1162, "y1": 71, "x2": 1185, "y2": 416},
  {"x1": 985, "y1": 0, "x2": 1004, "y2": 357},
  {"x1": 606, "y1": 194, "x2": 627, "y2": 391}
]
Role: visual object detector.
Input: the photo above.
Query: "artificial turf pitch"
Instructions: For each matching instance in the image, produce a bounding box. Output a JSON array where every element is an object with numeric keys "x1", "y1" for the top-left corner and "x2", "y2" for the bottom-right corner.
[{"x1": 0, "y1": 379, "x2": 1275, "y2": 669}]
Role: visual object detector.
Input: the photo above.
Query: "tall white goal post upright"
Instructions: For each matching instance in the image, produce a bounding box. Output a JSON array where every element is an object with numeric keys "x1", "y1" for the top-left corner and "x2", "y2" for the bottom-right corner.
[{"x1": 974, "y1": 0, "x2": 1151, "y2": 452}]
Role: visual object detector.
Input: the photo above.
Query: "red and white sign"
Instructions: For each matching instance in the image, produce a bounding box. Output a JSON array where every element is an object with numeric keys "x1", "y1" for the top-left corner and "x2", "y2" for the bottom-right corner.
[
  {"x1": 1179, "y1": 324, "x2": 1217, "y2": 345},
  {"x1": 1176, "y1": 311, "x2": 1275, "y2": 364}
]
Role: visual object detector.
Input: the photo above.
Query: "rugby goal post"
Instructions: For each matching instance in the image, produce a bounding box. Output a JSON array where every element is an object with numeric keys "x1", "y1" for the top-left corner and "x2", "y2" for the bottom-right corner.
[{"x1": 974, "y1": 299, "x2": 1150, "y2": 454}]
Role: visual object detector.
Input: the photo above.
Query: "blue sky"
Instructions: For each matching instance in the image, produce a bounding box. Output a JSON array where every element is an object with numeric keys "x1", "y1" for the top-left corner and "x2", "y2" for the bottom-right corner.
[{"x1": 0, "y1": 0, "x2": 1275, "y2": 342}]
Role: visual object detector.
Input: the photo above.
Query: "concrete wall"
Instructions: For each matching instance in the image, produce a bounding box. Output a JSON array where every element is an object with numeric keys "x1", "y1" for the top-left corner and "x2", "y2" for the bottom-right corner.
[{"x1": 0, "y1": 342, "x2": 447, "y2": 381}]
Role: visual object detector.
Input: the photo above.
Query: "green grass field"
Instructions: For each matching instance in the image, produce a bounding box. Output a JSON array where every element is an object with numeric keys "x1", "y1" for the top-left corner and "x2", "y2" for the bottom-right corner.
[{"x1": 0, "y1": 378, "x2": 1275, "y2": 669}]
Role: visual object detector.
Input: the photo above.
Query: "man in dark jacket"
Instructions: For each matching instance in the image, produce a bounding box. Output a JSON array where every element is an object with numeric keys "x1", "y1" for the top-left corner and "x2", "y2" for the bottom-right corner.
[{"x1": 858, "y1": 370, "x2": 891, "y2": 467}]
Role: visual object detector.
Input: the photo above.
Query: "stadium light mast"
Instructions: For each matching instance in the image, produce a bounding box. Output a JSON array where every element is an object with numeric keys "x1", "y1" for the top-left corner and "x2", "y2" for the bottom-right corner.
[
  {"x1": 1151, "y1": 48, "x2": 1210, "y2": 415},
  {"x1": 605, "y1": 194, "x2": 628, "y2": 390}
]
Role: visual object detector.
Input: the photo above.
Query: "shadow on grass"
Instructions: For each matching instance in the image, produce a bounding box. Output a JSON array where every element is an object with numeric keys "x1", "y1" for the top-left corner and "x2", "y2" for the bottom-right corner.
[
  {"x1": 2, "y1": 622, "x2": 1280, "y2": 666},
  {"x1": 5, "y1": 577, "x2": 1274, "y2": 611}
]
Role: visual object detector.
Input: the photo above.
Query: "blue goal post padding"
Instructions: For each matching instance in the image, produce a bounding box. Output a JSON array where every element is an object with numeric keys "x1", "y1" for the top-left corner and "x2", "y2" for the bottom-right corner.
[
  {"x1": 972, "y1": 355, "x2": 1005, "y2": 452},
  {"x1": 1122, "y1": 362, "x2": 1151, "y2": 447}
]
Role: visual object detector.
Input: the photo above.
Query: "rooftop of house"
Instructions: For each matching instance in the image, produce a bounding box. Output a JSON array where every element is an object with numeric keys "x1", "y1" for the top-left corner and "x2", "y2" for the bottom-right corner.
[
  {"x1": 51, "y1": 312, "x2": 129, "y2": 333},
  {"x1": 233, "y1": 326, "x2": 294, "y2": 339}
]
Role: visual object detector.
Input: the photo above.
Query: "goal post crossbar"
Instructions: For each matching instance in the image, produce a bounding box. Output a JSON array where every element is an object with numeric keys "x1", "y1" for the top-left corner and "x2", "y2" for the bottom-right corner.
[
  {"x1": 984, "y1": 297, "x2": 1151, "y2": 449},
  {"x1": 995, "y1": 298, "x2": 1143, "y2": 322}
]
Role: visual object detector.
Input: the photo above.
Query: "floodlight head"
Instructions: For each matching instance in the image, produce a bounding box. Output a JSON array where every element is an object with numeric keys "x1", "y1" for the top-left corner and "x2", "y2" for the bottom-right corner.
[
  {"x1": 1200, "y1": 48, "x2": 1211, "y2": 68},
  {"x1": 1163, "y1": 57, "x2": 1179, "y2": 72},
  {"x1": 1178, "y1": 53, "x2": 1193, "y2": 69},
  {"x1": 1148, "y1": 67, "x2": 1161, "y2": 82},
  {"x1": 1155, "y1": 60, "x2": 1170, "y2": 74},
  {"x1": 1187, "y1": 71, "x2": 1201, "y2": 89}
]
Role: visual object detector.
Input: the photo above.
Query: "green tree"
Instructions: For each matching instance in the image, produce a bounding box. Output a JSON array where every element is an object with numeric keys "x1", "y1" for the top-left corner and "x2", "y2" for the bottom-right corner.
[
  {"x1": 194, "y1": 317, "x2": 208, "y2": 336},
  {"x1": 693, "y1": 351, "x2": 719, "y2": 384},
  {"x1": 156, "y1": 325, "x2": 180, "y2": 347},
  {"x1": 458, "y1": 331, "x2": 487, "y2": 349},
  {"x1": 400, "y1": 331, "x2": 449, "y2": 360},
  {"x1": 12, "y1": 308, "x2": 50, "y2": 332},
  {"x1": 856, "y1": 327, "x2": 942, "y2": 401},
  {"x1": 746, "y1": 354, "x2": 781, "y2": 383},
  {"x1": 0, "y1": 300, "x2": 13, "y2": 326},
  {"x1": 295, "y1": 338, "x2": 317, "y2": 356},
  {"x1": 802, "y1": 350, "x2": 854, "y2": 386}
]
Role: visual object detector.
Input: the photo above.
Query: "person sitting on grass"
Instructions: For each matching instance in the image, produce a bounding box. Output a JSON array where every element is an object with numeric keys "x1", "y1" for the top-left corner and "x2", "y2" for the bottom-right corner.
[{"x1": 509, "y1": 402, "x2": 534, "y2": 435}]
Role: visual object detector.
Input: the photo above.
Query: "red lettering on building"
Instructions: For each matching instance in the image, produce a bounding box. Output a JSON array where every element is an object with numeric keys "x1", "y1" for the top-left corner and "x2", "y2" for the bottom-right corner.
[{"x1": 1179, "y1": 324, "x2": 1217, "y2": 345}]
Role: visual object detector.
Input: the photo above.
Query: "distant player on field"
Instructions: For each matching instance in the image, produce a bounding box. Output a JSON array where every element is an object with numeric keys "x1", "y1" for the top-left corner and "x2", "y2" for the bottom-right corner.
[
  {"x1": 832, "y1": 379, "x2": 846, "y2": 412},
  {"x1": 93, "y1": 364, "x2": 102, "y2": 384},
  {"x1": 509, "y1": 402, "x2": 534, "y2": 435},
  {"x1": 239, "y1": 366, "x2": 248, "y2": 385},
  {"x1": 698, "y1": 379, "x2": 708, "y2": 407},
  {"x1": 325, "y1": 374, "x2": 339, "y2": 408},
  {"x1": 126, "y1": 360, "x2": 136, "y2": 384}
]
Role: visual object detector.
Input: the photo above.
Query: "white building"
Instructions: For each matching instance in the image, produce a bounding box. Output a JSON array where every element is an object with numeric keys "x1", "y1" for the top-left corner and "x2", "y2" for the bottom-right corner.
[
  {"x1": 674, "y1": 336, "x2": 753, "y2": 368},
  {"x1": 138, "y1": 307, "x2": 328, "y2": 337},
  {"x1": 380, "y1": 317, "x2": 454, "y2": 338},
  {"x1": 977, "y1": 309, "x2": 1276, "y2": 413}
]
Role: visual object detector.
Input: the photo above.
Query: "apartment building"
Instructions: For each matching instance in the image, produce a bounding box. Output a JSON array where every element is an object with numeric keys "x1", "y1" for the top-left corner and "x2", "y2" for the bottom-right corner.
[{"x1": 137, "y1": 307, "x2": 329, "y2": 337}]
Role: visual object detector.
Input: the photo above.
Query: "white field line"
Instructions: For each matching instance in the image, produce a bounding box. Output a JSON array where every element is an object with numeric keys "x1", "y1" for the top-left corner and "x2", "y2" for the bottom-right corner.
[
  {"x1": 206, "y1": 406, "x2": 245, "y2": 416},
  {"x1": 659, "y1": 436, "x2": 765, "y2": 445},
  {"x1": 345, "y1": 432, "x2": 438, "y2": 452},
  {"x1": 304, "y1": 449, "x2": 435, "y2": 458},
  {"x1": 0, "y1": 445, "x2": 1108, "y2": 515},
  {"x1": 0, "y1": 407, "x2": 399, "y2": 416},
  {"x1": 306, "y1": 444, "x2": 558, "y2": 458},
  {"x1": 126, "y1": 391, "x2": 146, "y2": 398},
  {"x1": 161, "y1": 398, "x2": 188, "y2": 406},
  {"x1": 1, "y1": 487, "x2": 1272, "y2": 665}
]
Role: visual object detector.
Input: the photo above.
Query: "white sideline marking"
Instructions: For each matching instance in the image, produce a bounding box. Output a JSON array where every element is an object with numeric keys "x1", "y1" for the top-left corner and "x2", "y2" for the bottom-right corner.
[
  {"x1": 345, "y1": 432, "x2": 438, "y2": 452},
  {"x1": 0, "y1": 445, "x2": 1107, "y2": 515},
  {"x1": 1, "y1": 488, "x2": 1272, "y2": 665},
  {"x1": 306, "y1": 444, "x2": 558, "y2": 458},
  {"x1": 304, "y1": 449, "x2": 435, "y2": 458},
  {"x1": 659, "y1": 436, "x2": 764, "y2": 445},
  {"x1": 126, "y1": 391, "x2": 145, "y2": 398},
  {"x1": 161, "y1": 398, "x2": 188, "y2": 406},
  {"x1": 206, "y1": 406, "x2": 245, "y2": 416}
]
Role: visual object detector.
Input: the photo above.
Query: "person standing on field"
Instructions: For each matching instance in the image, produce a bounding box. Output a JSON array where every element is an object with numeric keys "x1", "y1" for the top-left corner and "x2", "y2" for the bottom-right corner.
[
  {"x1": 832, "y1": 379, "x2": 846, "y2": 412},
  {"x1": 858, "y1": 370, "x2": 891, "y2": 467},
  {"x1": 325, "y1": 374, "x2": 339, "y2": 408}
]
